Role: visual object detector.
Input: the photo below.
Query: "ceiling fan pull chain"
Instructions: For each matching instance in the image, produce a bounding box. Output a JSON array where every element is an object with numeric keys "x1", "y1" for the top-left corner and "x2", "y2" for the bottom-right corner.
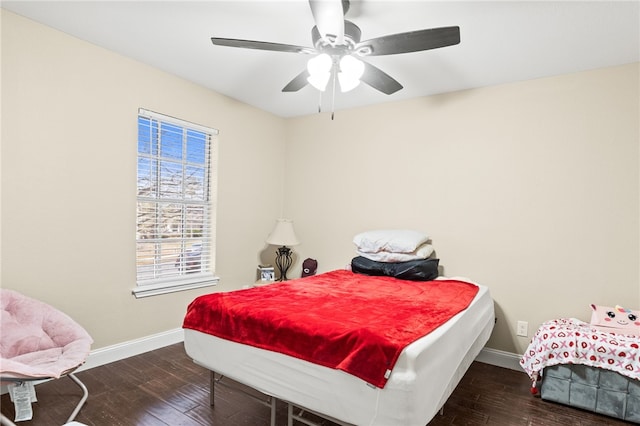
[{"x1": 331, "y1": 70, "x2": 337, "y2": 120}]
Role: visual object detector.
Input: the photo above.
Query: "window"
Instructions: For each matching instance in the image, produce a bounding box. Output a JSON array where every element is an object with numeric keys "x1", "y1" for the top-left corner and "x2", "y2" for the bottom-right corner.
[{"x1": 133, "y1": 108, "x2": 219, "y2": 298}]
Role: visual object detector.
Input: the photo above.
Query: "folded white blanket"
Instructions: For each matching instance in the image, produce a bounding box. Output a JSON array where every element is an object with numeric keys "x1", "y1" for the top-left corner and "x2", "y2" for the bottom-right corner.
[
  {"x1": 353, "y1": 229, "x2": 429, "y2": 254},
  {"x1": 357, "y1": 243, "x2": 434, "y2": 262}
]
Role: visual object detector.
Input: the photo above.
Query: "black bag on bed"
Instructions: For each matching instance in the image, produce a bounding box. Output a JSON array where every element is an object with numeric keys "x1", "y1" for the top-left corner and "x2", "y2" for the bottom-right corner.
[{"x1": 351, "y1": 256, "x2": 440, "y2": 281}]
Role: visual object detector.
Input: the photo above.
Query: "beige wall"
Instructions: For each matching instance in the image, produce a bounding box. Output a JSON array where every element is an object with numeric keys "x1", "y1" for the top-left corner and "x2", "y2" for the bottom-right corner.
[
  {"x1": 1, "y1": 10, "x2": 287, "y2": 349},
  {"x1": 2, "y1": 9, "x2": 639, "y2": 356},
  {"x1": 285, "y1": 63, "x2": 640, "y2": 354}
]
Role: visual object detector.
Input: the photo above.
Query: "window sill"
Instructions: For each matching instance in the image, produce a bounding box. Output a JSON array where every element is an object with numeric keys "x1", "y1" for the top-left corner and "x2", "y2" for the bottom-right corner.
[{"x1": 132, "y1": 274, "x2": 219, "y2": 298}]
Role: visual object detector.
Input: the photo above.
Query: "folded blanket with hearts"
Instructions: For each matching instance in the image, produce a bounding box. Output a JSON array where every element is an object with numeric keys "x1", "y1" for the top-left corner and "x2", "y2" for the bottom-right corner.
[{"x1": 519, "y1": 318, "x2": 640, "y2": 387}]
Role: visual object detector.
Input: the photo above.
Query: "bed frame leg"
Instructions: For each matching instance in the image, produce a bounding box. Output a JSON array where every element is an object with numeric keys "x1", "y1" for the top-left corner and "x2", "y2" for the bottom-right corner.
[
  {"x1": 270, "y1": 397, "x2": 276, "y2": 426},
  {"x1": 210, "y1": 370, "x2": 215, "y2": 407},
  {"x1": 439, "y1": 406, "x2": 444, "y2": 416},
  {"x1": 208, "y1": 371, "x2": 277, "y2": 424}
]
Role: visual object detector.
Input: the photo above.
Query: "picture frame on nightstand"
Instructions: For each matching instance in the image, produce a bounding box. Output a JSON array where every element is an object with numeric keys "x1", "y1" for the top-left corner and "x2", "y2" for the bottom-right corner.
[{"x1": 257, "y1": 265, "x2": 275, "y2": 283}]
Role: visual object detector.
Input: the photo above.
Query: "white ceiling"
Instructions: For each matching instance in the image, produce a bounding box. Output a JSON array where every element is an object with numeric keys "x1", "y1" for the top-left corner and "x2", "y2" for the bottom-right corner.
[{"x1": 3, "y1": 1, "x2": 639, "y2": 118}]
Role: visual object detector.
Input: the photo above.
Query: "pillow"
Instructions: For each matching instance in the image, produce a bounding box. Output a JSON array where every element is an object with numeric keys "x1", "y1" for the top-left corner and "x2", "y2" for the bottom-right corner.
[
  {"x1": 353, "y1": 230, "x2": 429, "y2": 254},
  {"x1": 351, "y1": 256, "x2": 439, "y2": 281},
  {"x1": 357, "y1": 243, "x2": 434, "y2": 262},
  {"x1": 590, "y1": 304, "x2": 640, "y2": 336}
]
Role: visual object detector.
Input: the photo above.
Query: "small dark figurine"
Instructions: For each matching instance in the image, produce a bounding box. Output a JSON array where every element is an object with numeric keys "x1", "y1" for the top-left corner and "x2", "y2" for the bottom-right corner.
[{"x1": 301, "y1": 258, "x2": 318, "y2": 278}]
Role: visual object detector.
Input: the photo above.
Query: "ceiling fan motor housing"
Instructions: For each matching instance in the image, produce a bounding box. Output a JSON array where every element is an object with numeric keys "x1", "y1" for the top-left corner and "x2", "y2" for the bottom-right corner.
[{"x1": 312, "y1": 20, "x2": 362, "y2": 52}]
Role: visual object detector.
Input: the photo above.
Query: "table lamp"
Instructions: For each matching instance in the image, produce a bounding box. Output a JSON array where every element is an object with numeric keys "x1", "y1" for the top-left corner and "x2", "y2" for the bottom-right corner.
[{"x1": 265, "y1": 219, "x2": 300, "y2": 281}]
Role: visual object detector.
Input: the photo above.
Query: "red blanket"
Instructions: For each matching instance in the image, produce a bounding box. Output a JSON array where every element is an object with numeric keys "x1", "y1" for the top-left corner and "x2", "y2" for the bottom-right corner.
[{"x1": 183, "y1": 270, "x2": 479, "y2": 388}]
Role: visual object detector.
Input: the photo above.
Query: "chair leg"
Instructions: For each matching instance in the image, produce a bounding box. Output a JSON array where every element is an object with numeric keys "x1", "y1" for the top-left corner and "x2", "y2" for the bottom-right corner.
[{"x1": 66, "y1": 373, "x2": 88, "y2": 423}]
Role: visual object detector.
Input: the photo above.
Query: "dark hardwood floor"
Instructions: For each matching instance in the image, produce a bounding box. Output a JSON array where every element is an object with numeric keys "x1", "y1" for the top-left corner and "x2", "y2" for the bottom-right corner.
[{"x1": 1, "y1": 343, "x2": 633, "y2": 425}]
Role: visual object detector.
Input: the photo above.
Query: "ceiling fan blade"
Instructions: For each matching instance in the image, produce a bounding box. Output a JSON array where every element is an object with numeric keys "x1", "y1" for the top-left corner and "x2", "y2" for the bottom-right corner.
[
  {"x1": 356, "y1": 26, "x2": 460, "y2": 56},
  {"x1": 211, "y1": 38, "x2": 315, "y2": 54},
  {"x1": 360, "y1": 61, "x2": 403, "y2": 95},
  {"x1": 309, "y1": 0, "x2": 346, "y2": 44},
  {"x1": 282, "y1": 70, "x2": 310, "y2": 92}
]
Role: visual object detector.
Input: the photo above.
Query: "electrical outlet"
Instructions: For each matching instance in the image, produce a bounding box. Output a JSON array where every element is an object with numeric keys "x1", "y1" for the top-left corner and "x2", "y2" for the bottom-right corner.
[{"x1": 517, "y1": 321, "x2": 528, "y2": 337}]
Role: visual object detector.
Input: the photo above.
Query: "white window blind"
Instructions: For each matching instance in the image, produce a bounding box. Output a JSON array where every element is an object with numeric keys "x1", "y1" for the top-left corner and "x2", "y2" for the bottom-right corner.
[{"x1": 133, "y1": 108, "x2": 219, "y2": 298}]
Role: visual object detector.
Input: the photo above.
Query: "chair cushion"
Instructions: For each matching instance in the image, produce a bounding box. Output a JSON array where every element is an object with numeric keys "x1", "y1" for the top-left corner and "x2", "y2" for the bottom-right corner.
[{"x1": 1, "y1": 289, "x2": 93, "y2": 379}]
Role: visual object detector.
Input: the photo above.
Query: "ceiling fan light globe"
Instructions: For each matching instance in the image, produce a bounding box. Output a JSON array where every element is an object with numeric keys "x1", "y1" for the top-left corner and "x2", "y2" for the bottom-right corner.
[
  {"x1": 337, "y1": 55, "x2": 364, "y2": 92},
  {"x1": 307, "y1": 53, "x2": 332, "y2": 75},
  {"x1": 307, "y1": 53, "x2": 332, "y2": 91},
  {"x1": 338, "y1": 73, "x2": 360, "y2": 92},
  {"x1": 339, "y1": 55, "x2": 364, "y2": 79},
  {"x1": 307, "y1": 72, "x2": 331, "y2": 91}
]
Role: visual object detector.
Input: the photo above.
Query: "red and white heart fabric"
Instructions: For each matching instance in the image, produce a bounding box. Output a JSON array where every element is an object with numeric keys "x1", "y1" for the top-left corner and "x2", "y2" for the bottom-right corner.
[{"x1": 520, "y1": 318, "x2": 640, "y2": 392}]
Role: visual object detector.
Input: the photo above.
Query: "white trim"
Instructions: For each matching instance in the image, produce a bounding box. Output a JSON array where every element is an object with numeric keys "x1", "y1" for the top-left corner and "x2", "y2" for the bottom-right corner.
[
  {"x1": 138, "y1": 108, "x2": 219, "y2": 135},
  {"x1": 1, "y1": 329, "x2": 185, "y2": 395},
  {"x1": 475, "y1": 347, "x2": 524, "y2": 372},
  {"x1": 77, "y1": 328, "x2": 185, "y2": 372},
  {"x1": 132, "y1": 276, "x2": 219, "y2": 298}
]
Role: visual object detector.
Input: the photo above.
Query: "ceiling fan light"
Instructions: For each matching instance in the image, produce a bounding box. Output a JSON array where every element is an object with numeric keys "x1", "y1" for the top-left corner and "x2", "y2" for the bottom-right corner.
[
  {"x1": 307, "y1": 72, "x2": 331, "y2": 91},
  {"x1": 339, "y1": 55, "x2": 365, "y2": 80},
  {"x1": 338, "y1": 55, "x2": 364, "y2": 92},
  {"x1": 307, "y1": 53, "x2": 333, "y2": 91},
  {"x1": 307, "y1": 53, "x2": 332, "y2": 75},
  {"x1": 338, "y1": 73, "x2": 360, "y2": 92}
]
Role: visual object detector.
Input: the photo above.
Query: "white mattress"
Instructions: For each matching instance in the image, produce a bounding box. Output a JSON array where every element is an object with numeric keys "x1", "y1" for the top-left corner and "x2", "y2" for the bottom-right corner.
[{"x1": 184, "y1": 279, "x2": 494, "y2": 426}]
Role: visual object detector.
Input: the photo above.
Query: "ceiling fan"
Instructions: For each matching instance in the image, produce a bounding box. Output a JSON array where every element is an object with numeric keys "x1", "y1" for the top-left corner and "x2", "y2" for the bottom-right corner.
[{"x1": 210, "y1": 0, "x2": 460, "y2": 96}]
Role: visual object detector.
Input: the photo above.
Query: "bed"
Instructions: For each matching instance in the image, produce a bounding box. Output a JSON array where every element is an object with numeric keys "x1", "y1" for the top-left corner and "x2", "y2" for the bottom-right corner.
[{"x1": 183, "y1": 269, "x2": 494, "y2": 426}]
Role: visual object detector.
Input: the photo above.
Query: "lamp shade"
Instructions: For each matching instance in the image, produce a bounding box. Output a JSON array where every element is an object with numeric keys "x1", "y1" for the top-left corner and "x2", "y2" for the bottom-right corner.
[{"x1": 266, "y1": 219, "x2": 300, "y2": 246}]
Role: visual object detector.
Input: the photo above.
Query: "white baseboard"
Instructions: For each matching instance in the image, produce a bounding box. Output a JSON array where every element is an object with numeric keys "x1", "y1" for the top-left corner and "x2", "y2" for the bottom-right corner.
[
  {"x1": 475, "y1": 347, "x2": 524, "y2": 372},
  {"x1": 1, "y1": 329, "x2": 185, "y2": 396},
  {"x1": 78, "y1": 328, "x2": 185, "y2": 372}
]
